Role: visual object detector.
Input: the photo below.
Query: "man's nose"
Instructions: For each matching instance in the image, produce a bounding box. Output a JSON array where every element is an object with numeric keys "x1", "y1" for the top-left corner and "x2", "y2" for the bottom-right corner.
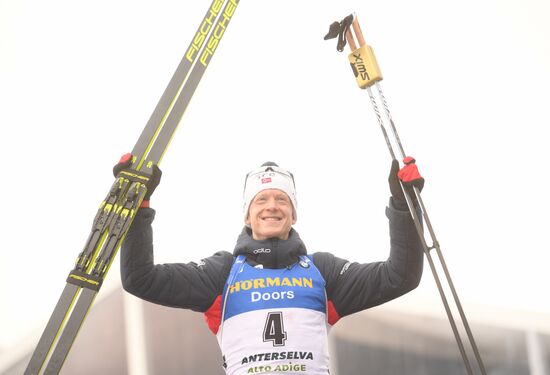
[{"x1": 265, "y1": 197, "x2": 278, "y2": 209}]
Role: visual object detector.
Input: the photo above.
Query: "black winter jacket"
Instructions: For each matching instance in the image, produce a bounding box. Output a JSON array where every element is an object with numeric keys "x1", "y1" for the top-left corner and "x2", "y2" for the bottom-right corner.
[{"x1": 120, "y1": 198, "x2": 423, "y2": 320}]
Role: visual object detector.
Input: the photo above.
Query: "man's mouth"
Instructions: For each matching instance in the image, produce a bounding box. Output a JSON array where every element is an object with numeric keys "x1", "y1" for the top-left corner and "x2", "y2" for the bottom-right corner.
[{"x1": 262, "y1": 216, "x2": 282, "y2": 221}]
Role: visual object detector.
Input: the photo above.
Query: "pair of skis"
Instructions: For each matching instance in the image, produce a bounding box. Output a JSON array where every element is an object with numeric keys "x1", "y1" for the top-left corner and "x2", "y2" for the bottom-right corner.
[
  {"x1": 325, "y1": 15, "x2": 487, "y2": 375},
  {"x1": 25, "y1": 0, "x2": 240, "y2": 373}
]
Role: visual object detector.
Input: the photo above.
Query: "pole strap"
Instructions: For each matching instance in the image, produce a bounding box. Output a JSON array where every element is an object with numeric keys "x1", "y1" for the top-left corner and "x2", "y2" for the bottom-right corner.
[{"x1": 323, "y1": 14, "x2": 354, "y2": 52}]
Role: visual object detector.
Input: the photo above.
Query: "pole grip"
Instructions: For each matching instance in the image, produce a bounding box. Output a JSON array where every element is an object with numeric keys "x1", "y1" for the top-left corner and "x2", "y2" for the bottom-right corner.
[
  {"x1": 345, "y1": 29, "x2": 357, "y2": 51},
  {"x1": 346, "y1": 17, "x2": 383, "y2": 89},
  {"x1": 352, "y1": 17, "x2": 366, "y2": 46}
]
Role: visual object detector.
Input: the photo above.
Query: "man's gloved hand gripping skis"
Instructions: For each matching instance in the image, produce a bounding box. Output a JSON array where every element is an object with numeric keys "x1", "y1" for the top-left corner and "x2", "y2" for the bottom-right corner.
[{"x1": 113, "y1": 153, "x2": 162, "y2": 208}]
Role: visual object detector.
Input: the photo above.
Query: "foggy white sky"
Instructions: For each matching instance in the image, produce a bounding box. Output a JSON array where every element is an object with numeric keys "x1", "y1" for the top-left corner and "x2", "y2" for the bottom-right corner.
[{"x1": 1, "y1": 0, "x2": 549, "y2": 351}]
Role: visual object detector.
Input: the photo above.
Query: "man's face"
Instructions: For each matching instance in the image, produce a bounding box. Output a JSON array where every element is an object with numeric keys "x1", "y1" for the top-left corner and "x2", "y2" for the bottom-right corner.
[{"x1": 245, "y1": 189, "x2": 296, "y2": 241}]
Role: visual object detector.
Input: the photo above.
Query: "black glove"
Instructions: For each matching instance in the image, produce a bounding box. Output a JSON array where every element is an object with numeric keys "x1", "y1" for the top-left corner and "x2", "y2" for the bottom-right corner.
[
  {"x1": 389, "y1": 157, "x2": 424, "y2": 204},
  {"x1": 113, "y1": 153, "x2": 162, "y2": 202}
]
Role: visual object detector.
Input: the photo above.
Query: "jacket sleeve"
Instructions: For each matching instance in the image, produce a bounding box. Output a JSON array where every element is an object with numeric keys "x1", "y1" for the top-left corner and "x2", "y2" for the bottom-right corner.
[
  {"x1": 313, "y1": 198, "x2": 424, "y2": 318},
  {"x1": 120, "y1": 208, "x2": 233, "y2": 313}
]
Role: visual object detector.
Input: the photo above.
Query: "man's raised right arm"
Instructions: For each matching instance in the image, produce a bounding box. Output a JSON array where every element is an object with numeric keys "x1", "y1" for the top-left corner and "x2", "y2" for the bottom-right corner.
[{"x1": 120, "y1": 208, "x2": 233, "y2": 313}]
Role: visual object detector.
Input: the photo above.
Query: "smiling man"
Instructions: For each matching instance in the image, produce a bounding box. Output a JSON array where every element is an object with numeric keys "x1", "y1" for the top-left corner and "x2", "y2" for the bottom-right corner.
[
  {"x1": 120, "y1": 161, "x2": 424, "y2": 374},
  {"x1": 245, "y1": 188, "x2": 295, "y2": 240},
  {"x1": 243, "y1": 163, "x2": 297, "y2": 241}
]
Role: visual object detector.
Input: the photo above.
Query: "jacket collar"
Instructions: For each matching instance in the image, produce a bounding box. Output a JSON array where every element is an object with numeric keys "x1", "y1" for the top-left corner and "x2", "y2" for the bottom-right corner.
[{"x1": 233, "y1": 227, "x2": 307, "y2": 269}]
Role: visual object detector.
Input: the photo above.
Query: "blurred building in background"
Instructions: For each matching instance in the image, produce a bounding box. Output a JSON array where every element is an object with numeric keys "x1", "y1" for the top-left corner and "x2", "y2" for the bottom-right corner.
[{"x1": 1, "y1": 287, "x2": 549, "y2": 375}]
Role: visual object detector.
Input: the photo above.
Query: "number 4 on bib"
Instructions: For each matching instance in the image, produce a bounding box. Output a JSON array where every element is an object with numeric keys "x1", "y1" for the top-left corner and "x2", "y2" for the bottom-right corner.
[{"x1": 263, "y1": 312, "x2": 287, "y2": 346}]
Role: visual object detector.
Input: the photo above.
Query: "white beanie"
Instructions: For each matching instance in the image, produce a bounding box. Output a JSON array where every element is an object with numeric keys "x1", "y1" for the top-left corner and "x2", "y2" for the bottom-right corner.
[{"x1": 243, "y1": 162, "x2": 297, "y2": 220}]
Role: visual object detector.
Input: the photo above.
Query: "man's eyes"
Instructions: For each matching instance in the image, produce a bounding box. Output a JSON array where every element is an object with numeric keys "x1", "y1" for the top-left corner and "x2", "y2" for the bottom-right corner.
[{"x1": 255, "y1": 196, "x2": 288, "y2": 203}]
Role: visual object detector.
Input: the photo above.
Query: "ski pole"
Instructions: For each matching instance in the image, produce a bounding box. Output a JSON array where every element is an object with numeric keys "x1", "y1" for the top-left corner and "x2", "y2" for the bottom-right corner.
[
  {"x1": 374, "y1": 79, "x2": 488, "y2": 374},
  {"x1": 325, "y1": 14, "x2": 487, "y2": 375}
]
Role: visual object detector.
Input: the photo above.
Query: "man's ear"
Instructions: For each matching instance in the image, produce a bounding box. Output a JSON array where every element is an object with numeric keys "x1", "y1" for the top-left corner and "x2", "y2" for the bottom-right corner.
[{"x1": 245, "y1": 214, "x2": 250, "y2": 226}]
